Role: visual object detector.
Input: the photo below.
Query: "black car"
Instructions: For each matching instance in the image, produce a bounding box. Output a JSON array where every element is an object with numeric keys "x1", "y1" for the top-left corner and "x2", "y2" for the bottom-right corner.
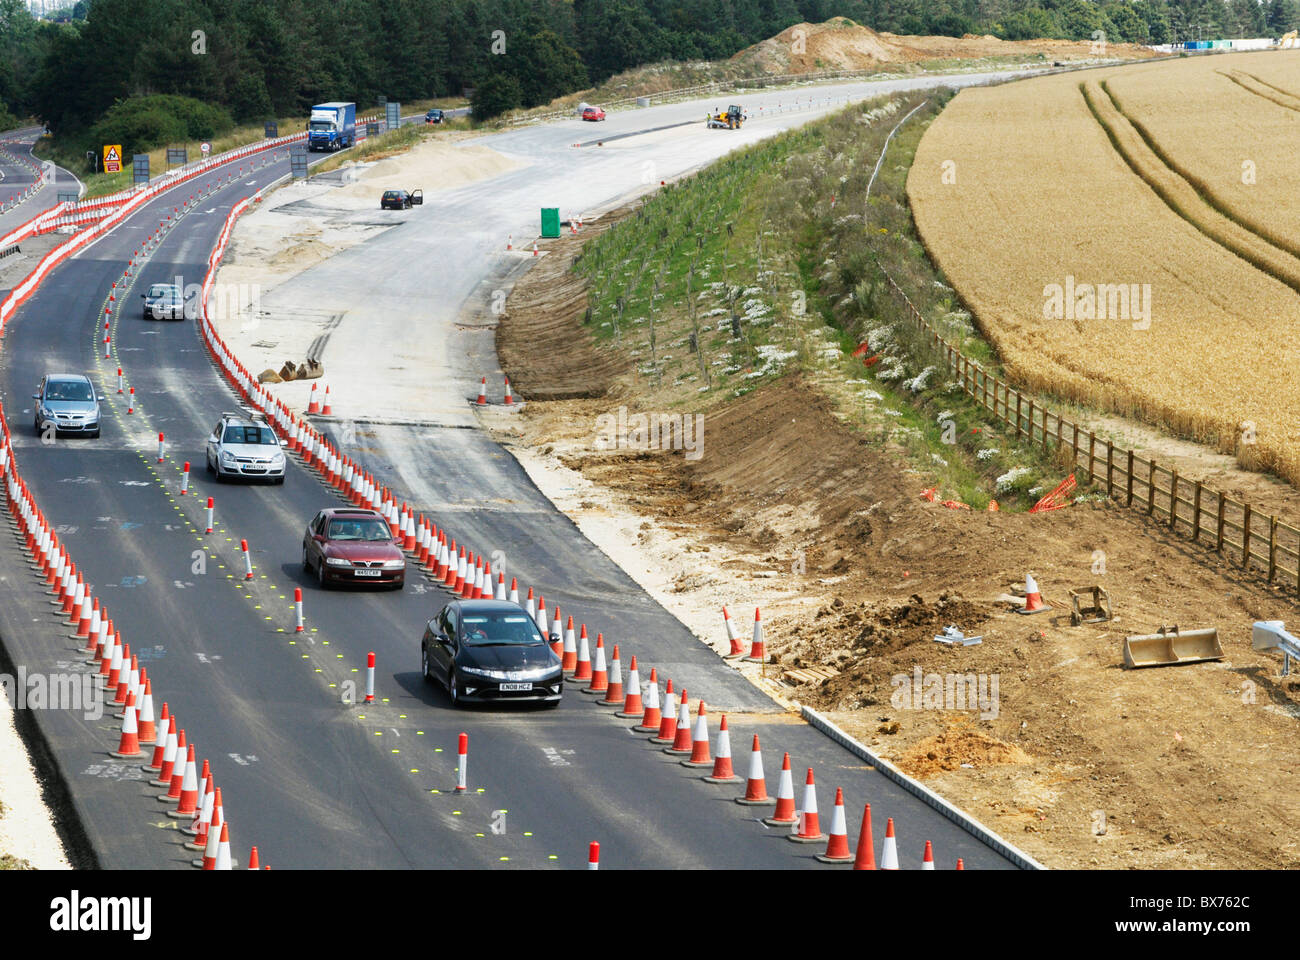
[
  {"x1": 421, "y1": 599, "x2": 562, "y2": 707},
  {"x1": 380, "y1": 189, "x2": 423, "y2": 210},
  {"x1": 425, "y1": 109, "x2": 444, "y2": 124}
]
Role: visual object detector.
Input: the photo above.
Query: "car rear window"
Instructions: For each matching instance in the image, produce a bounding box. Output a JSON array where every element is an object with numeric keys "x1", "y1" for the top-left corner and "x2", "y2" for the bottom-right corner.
[
  {"x1": 383, "y1": 191, "x2": 400, "y2": 198},
  {"x1": 460, "y1": 613, "x2": 545, "y2": 645}
]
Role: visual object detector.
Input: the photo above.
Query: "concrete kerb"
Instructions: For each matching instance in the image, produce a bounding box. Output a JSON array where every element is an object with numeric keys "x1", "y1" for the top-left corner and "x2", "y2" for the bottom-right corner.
[{"x1": 799, "y1": 704, "x2": 1046, "y2": 871}]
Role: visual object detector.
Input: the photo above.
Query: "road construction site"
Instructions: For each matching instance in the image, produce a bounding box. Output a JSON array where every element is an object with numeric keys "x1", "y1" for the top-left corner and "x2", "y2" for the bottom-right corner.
[{"x1": 0, "y1": 70, "x2": 1067, "y2": 871}]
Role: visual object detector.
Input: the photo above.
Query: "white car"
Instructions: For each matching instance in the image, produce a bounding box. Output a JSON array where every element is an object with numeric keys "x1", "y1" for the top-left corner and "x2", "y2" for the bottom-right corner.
[{"x1": 205, "y1": 412, "x2": 287, "y2": 484}]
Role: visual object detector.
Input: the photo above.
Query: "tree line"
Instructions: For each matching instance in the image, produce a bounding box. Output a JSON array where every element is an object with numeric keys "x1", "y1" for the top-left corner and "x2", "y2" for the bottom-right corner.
[{"x1": 2, "y1": 0, "x2": 1298, "y2": 140}]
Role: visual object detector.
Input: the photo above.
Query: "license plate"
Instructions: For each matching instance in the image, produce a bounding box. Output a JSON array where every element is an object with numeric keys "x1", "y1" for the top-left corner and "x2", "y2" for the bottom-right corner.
[
  {"x1": 499, "y1": 682, "x2": 533, "y2": 691},
  {"x1": 354, "y1": 569, "x2": 382, "y2": 577}
]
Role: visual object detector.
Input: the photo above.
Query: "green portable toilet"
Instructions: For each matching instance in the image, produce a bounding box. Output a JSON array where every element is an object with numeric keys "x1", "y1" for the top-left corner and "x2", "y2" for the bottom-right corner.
[{"x1": 541, "y1": 207, "x2": 561, "y2": 238}]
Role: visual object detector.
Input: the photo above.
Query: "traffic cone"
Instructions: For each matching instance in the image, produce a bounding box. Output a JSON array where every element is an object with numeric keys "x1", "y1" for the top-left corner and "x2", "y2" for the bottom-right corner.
[
  {"x1": 509, "y1": 577, "x2": 519, "y2": 603},
  {"x1": 764, "y1": 753, "x2": 798, "y2": 825},
  {"x1": 561, "y1": 618, "x2": 577, "y2": 671},
  {"x1": 665, "y1": 690, "x2": 693, "y2": 755},
  {"x1": 880, "y1": 818, "x2": 899, "y2": 869},
  {"x1": 151, "y1": 727, "x2": 181, "y2": 785},
  {"x1": 143, "y1": 705, "x2": 170, "y2": 772},
  {"x1": 744, "y1": 607, "x2": 766, "y2": 662},
  {"x1": 648, "y1": 679, "x2": 676, "y2": 742},
  {"x1": 583, "y1": 634, "x2": 608, "y2": 693},
  {"x1": 634, "y1": 669, "x2": 661, "y2": 732},
  {"x1": 504, "y1": 378, "x2": 514, "y2": 406},
  {"x1": 735, "y1": 735, "x2": 772, "y2": 802},
  {"x1": 1017, "y1": 572, "x2": 1050, "y2": 615},
  {"x1": 495, "y1": 571, "x2": 506, "y2": 600},
  {"x1": 616, "y1": 656, "x2": 642, "y2": 718},
  {"x1": 524, "y1": 586, "x2": 535, "y2": 617},
  {"x1": 703, "y1": 715, "x2": 742, "y2": 782},
  {"x1": 571, "y1": 625, "x2": 592, "y2": 682},
  {"x1": 599, "y1": 645, "x2": 624, "y2": 704},
  {"x1": 199, "y1": 794, "x2": 223, "y2": 868},
  {"x1": 681, "y1": 701, "x2": 713, "y2": 767},
  {"x1": 921, "y1": 840, "x2": 935, "y2": 870},
  {"x1": 321, "y1": 385, "x2": 332, "y2": 416},
  {"x1": 534, "y1": 595, "x2": 548, "y2": 636},
  {"x1": 956, "y1": 858, "x2": 964, "y2": 870},
  {"x1": 476, "y1": 377, "x2": 487, "y2": 405},
  {"x1": 815, "y1": 788, "x2": 853, "y2": 862},
  {"x1": 788, "y1": 769, "x2": 823, "y2": 843},
  {"x1": 167, "y1": 746, "x2": 201, "y2": 817},
  {"x1": 160, "y1": 741, "x2": 193, "y2": 801},
  {"x1": 215, "y1": 822, "x2": 233, "y2": 869},
  {"x1": 248, "y1": 846, "x2": 261, "y2": 870},
  {"x1": 853, "y1": 803, "x2": 877, "y2": 870},
  {"x1": 109, "y1": 692, "x2": 141, "y2": 758},
  {"x1": 136, "y1": 679, "x2": 156, "y2": 743},
  {"x1": 307, "y1": 382, "x2": 319, "y2": 414},
  {"x1": 186, "y1": 777, "x2": 215, "y2": 847},
  {"x1": 722, "y1": 605, "x2": 744, "y2": 658},
  {"x1": 531, "y1": 240, "x2": 538, "y2": 256}
]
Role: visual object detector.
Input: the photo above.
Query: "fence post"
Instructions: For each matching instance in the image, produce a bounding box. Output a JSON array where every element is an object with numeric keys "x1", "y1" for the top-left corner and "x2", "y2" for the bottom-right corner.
[
  {"x1": 1016, "y1": 393, "x2": 1023, "y2": 442},
  {"x1": 1146, "y1": 460, "x2": 1155, "y2": 516},
  {"x1": 1169, "y1": 471, "x2": 1178, "y2": 529},
  {"x1": 1042, "y1": 407, "x2": 1049, "y2": 454},
  {"x1": 1027, "y1": 399, "x2": 1035, "y2": 445},
  {"x1": 1242, "y1": 503, "x2": 1252, "y2": 569},
  {"x1": 1126, "y1": 450, "x2": 1134, "y2": 507},
  {"x1": 1269, "y1": 516, "x2": 1278, "y2": 583},
  {"x1": 1106, "y1": 441, "x2": 1114, "y2": 498},
  {"x1": 1087, "y1": 432, "x2": 1096, "y2": 485},
  {"x1": 1192, "y1": 482, "x2": 1202, "y2": 542},
  {"x1": 1216, "y1": 496, "x2": 1226, "y2": 552}
]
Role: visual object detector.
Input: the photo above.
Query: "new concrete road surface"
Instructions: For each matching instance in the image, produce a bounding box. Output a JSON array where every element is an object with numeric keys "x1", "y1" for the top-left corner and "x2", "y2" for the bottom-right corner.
[
  {"x1": 0, "y1": 72, "x2": 1043, "y2": 869},
  {"x1": 0, "y1": 126, "x2": 79, "y2": 237}
]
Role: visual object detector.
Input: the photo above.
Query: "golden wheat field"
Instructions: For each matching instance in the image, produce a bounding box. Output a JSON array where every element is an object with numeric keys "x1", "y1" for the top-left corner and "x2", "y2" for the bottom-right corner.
[{"x1": 907, "y1": 53, "x2": 1300, "y2": 485}]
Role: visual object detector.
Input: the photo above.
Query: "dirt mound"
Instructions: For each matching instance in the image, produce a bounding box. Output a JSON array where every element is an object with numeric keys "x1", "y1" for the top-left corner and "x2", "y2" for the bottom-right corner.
[
  {"x1": 729, "y1": 17, "x2": 1155, "y2": 75},
  {"x1": 896, "y1": 720, "x2": 1031, "y2": 777}
]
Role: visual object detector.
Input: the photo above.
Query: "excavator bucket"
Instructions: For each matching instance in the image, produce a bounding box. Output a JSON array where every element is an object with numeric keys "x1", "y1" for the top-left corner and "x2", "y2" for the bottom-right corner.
[
  {"x1": 1069, "y1": 586, "x2": 1111, "y2": 626},
  {"x1": 1123, "y1": 625, "x2": 1223, "y2": 669}
]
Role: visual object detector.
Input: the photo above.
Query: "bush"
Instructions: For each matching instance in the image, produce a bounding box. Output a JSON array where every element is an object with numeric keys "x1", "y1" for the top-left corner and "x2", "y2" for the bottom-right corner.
[
  {"x1": 84, "y1": 95, "x2": 234, "y2": 156},
  {"x1": 470, "y1": 73, "x2": 523, "y2": 121}
]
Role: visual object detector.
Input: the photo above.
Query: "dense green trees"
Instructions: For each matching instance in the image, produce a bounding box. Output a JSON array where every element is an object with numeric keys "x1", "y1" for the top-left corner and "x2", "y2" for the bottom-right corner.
[{"x1": 1, "y1": 0, "x2": 1298, "y2": 149}]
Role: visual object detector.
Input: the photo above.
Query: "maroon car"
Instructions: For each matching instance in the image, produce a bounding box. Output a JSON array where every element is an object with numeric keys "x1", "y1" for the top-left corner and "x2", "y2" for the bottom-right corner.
[{"x1": 302, "y1": 508, "x2": 406, "y2": 589}]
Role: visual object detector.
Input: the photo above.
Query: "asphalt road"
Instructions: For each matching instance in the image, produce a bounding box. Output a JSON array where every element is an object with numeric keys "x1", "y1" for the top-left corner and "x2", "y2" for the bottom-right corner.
[
  {"x1": 0, "y1": 75, "x2": 1040, "y2": 869},
  {"x1": 0, "y1": 126, "x2": 78, "y2": 237}
]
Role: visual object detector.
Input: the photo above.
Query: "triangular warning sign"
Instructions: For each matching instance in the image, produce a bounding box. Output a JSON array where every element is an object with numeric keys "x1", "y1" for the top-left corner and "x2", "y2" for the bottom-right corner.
[{"x1": 105, "y1": 147, "x2": 119, "y2": 161}]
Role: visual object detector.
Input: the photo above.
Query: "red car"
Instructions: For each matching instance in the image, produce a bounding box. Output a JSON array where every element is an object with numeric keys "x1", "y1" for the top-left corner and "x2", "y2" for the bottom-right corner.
[
  {"x1": 581, "y1": 106, "x2": 606, "y2": 121},
  {"x1": 302, "y1": 507, "x2": 407, "y2": 589}
]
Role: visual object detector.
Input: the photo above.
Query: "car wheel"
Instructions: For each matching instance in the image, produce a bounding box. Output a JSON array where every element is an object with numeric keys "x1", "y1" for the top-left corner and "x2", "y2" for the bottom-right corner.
[
  {"x1": 301, "y1": 544, "x2": 311, "y2": 573},
  {"x1": 33, "y1": 416, "x2": 40, "y2": 434},
  {"x1": 421, "y1": 646, "x2": 432, "y2": 684},
  {"x1": 88, "y1": 429, "x2": 100, "y2": 439},
  {"x1": 317, "y1": 559, "x2": 328, "y2": 589},
  {"x1": 274, "y1": 476, "x2": 285, "y2": 485},
  {"x1": 543, "y1": 699, "x2": 561, "y2": 710},
  {"x1": 447, "y1": 669, "x2": 459, "y2": 707},
  {"x1": 206, "y1": 452, "x2": 215, "y2": 475}
]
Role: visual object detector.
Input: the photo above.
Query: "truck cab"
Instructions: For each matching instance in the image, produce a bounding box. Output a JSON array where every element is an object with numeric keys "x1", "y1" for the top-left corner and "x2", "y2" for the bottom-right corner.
[{"x1": 308, "y1": 102, "x2": 357, "y2": 152}]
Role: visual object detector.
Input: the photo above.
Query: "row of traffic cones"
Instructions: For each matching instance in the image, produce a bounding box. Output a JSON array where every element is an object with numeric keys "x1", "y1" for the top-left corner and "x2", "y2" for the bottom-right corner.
[
  {"x1": 474, "y1": 375, "x2": 515, "y2": 406},
  {"x1": 721, "y1": 605, "x2": 766, "y2": 661}
]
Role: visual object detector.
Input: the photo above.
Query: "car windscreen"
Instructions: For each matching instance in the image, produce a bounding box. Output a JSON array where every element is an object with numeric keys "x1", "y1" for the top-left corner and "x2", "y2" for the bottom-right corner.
[
  {"x1": 327, "y1": 519, "x2": 392, "y2": 541},
  {"x1": 45, "y1": 381, "x2": 94, "y2": 401},
  {"x1": 222, "y1": 425, "x2": 276, "y2": 445},
  {"x1": 460, "y1": 613, "x2": 545, "y2": 646}
]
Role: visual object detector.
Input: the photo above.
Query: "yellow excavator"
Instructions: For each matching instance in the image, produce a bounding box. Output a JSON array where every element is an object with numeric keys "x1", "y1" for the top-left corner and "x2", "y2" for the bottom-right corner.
[{"x1": 706, "y1": 105, "x2": 746, "y2": 129}]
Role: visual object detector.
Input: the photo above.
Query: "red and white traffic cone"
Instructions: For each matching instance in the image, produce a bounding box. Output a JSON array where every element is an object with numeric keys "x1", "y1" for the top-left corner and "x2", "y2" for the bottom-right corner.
[
  {"x1": 571, "y1": 624, "x2": 592, "y2": 682},
  {"x1": 523, "y1": 585, "x2": 534, "y2": 616},
  {"x1": 722, "y1": 605, "x2": 744, "y2": 658},
  {"x1": 534, "y1": 595, "x2": 548, "y2": 636},
  {"x1": 205, "y1": 497, "x2": 214, "y2": 534},
  {"x1": 616, "y1": 656, "x2": 642, "y2": 717},
  {"x1": 921, "y1": 840, "x2": 935, "y2": 870},
  {"x1": 247, "y1": 847, "x2": 261, "y2": 870},
  {"x1": 788, "y1": 769, "x2": 823, "y2": 843},
  {"x1": 241, "y1": 539, "x2": 253, "y2": 580},
  {"x1": 1017, "y1": 572, "x2": 1050, "y2": 614},
  {"x1": 167, "y1": 746, "x2": 201, "y2": 818},
  {"x1": 504, "y1": 378, "x2": 513, "y2": 406},
  {"x1": 294, "y1": 587, "x2": 304, "y2": 632},
  {"x1": 476, "y1": 377, "x2": 487, "y2": 405},
  {"x1": 321, "y1": 385, "x2": 332, "y2": 416},
  {"x1": 495, "y1": 572, "x2": 506, "y2": 600},
  {"x1": 561, "y1": 618, "x2": 577, "y2": 671},
  {"x1": 161, "y1": 741, "x2": 193, "y2": 802},
  {"x1": 552, "y1": 614, "x2": 568, "y2": 660},
  {"x1": 599, "y1": 645, "x2": 624, "y2": 705},
  {"x1": 583, "y1": 634, "x2": 608, "y2": 694},
  {"x1": 151, "y1": 727, "x2": 181, "y2": 785},
  {"x1": 137, "y1": 679, "x2": 156, "y2": 743},
  {"x1": 531, "y1": 240, "x2": 538, "y2": 256},
  {"x1": 880, "y1": 817, "x2": 899, "y2": 870},
  {"x1": 649, "y1": 680, "x2": 678, "y2": 743},
  {"x1": 144, "y1": 706, "x2": 170, "y2": 772},
  {"x1": 180, "y1": 461, "x2": 190, "y2": 495},
  {"x1": 199, "y1": 789, "x2": 224, "y2": 868},
  {"x1": 307, "y1": 382, "x2": 320, "y2": 414},
  {"x1": 744, "y1": 607, "x2": 766, "y2": 662},
  {"x1": 587, "y1": 842, "x2": 599, "y2": 870},
  {"x1": 703, "y1": 715, "x2": 742, "y2": 783},
  {"x1": 634, "y1": 669, "x2": 661, "y2": 732},
  {"x1": 509, "y1": 577, "x2": 519, "y2": 603},
  {"x1": 365, "y1": 651, "x2": 375, "y2": 703},
  {"x1": 506, "y1": 235, "x2": 513, "y2": 251},
  {"x1": 853, "y1": 803, "x2": 877, "y2": 870},
  {"x1": 815, "y1": 788, "x2": 854, "y2": 863},
  {"x1": 109, "y1": 692, "x2": 141, "y2": 758},
  {"x1": 681, "y1": 701, "x2": 713, "y2": 767},
  {"x1": 736, "y1": 735, "x2": 773, "y2": 803},
  {"x1": 186, "y1": 776, "x2": 215, "y2": 844},
  {"x1": 455, "y1": 732, "x2": 468, "y2": 792},
  {"x1": 956, "y1": 858, "x2": 964, "y2": 871},
  {"x1": 665, "y1": 689, "x2": 693, "y2": 755},
  {"x1": 215, "y1": 822, "x2": 233, "y2": 869},
  {"x1": 764, "y1": 753, "x2": 798, "y2": 826}
]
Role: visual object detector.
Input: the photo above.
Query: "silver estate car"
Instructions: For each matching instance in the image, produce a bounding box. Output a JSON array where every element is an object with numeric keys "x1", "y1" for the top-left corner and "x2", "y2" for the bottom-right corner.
[
  {"x1": 205, "y1": 412, "x2": 287, "y2": 483},
  {"x1": 34, "y1": 374, "x2": 101, "y2": 438},
  {"x1": 141, "y1": 283, "x2": 185, "y2": 320}
]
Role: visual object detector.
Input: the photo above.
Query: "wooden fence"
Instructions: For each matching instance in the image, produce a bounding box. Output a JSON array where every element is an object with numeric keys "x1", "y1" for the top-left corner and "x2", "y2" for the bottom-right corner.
[{"x1": 880, "y1": 270, "x2": 1300, "y2": 596}]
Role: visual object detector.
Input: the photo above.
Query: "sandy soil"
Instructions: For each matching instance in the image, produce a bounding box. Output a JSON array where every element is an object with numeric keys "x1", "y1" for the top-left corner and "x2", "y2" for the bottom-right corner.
[
  {"x1": 0, "y1": 684, "x2": 70, "y2": 869},
  {"x1": 491, "y1": 226, "x2": 1300, "y2": 870},
  {"x1": 732, "y1": 18, "x2": 1156, "y2": 74}
]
